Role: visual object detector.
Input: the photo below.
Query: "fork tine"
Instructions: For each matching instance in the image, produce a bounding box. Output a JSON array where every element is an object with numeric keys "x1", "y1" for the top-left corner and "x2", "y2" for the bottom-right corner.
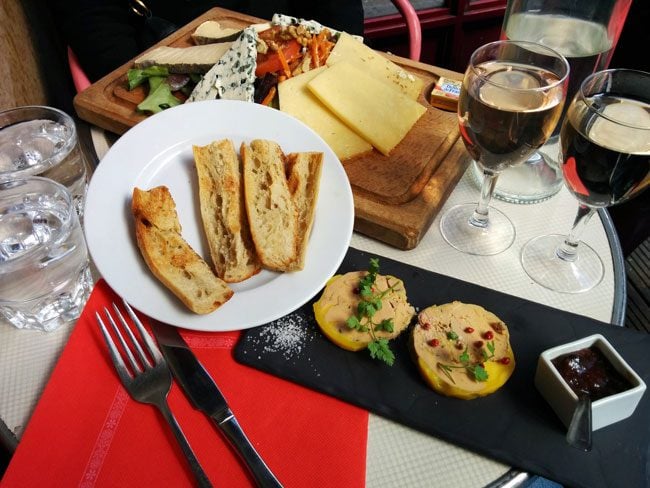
[
  {"x1": 96, "y1": 311, "x2": 132, "y2": 385},
  {"x1": 121, "y1": 299, "x2": 164, "y2": 363},
  {"x1": 103, "y1": 306, "x2": 142, "y2": 374},
  {"x1": 111, "y1": 302, "x2": 153, "y2": 369}
]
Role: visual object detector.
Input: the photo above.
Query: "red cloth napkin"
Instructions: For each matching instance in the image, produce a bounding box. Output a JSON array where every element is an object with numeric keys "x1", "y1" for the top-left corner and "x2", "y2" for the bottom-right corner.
[{"x1": 2, "y1": 280, "x2": 368, "y2": 487}]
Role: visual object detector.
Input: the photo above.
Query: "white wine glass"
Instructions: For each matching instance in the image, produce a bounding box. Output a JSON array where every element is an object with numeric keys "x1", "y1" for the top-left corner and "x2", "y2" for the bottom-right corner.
[
  {"x1": 521, "y1": 69, "x2": 650, "y2": 293},
  {"x1": 485, "y1": 0, "x2": 632, "y2": 205},
  {"x1": 440, "y1": 40, "x2": 569, "y2": 255}
]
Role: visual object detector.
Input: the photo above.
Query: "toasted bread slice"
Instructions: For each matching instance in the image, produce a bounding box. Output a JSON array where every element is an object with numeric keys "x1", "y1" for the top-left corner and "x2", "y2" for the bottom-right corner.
[
  {"x1": 132, "y1": 186, "x2": 233, "y2": 314},
  {"x1": 285, "y1": 151, "x2": 323, "y2": 271},
  {"x1": 241, "y1": 139, "x2": 297, "y2": 271},
  {"x1": 193, "y1": 140, "x2": 261, "y2": 283}
]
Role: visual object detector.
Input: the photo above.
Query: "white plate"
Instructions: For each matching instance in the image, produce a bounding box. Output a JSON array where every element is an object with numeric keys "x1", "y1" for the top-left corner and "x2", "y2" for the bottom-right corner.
[{"x1": 84, "y1": 100, "x2": 353, "y2": 331}]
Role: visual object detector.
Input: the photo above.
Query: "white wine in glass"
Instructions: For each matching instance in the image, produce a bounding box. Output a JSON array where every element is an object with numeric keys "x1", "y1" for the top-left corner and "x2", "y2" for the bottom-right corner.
[
  {"x1": 521, "y1": 69, "x2": 650, "y2": 293},
  {"x1": 487, "y1": 0, "x2": 633, "y2": 204},
  {"x1": 440, "y1": 40, "x2": 568, "y2": 255}
]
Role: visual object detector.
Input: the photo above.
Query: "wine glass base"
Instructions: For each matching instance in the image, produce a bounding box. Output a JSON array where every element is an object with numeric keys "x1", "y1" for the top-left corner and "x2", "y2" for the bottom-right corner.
[
  {"x1": 440, "y1": 203, "x2": 516, "y2": 255},
  {"x1": 471, "y1": 139, "x2": 563, "y2": 204},
  {"x1": 521, "y1": 234, "x2": 605, "y2": 293}
]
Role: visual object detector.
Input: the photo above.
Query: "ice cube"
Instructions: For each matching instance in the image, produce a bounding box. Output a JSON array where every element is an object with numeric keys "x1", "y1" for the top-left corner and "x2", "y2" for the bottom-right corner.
[
  {"x1": 37, "y1": 120, "x2": 69, "y2": 154},
  {"x1": 0, "y1": 210, "x2": 53, "y2": 261},
  {"x1": 0, "y1": 120, "x2": 70, "y2": 175}
]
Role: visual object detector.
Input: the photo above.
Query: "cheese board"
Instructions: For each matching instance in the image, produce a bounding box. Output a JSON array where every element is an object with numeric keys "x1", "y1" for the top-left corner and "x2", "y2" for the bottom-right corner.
[{"x1": 73, "y1": 7, "x2": 469, "y2": 250}]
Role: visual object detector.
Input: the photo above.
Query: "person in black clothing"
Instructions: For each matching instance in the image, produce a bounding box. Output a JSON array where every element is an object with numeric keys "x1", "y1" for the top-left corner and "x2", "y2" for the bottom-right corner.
[{"x1": 51, "y1": 0, "x2": 364, "y2": 82}]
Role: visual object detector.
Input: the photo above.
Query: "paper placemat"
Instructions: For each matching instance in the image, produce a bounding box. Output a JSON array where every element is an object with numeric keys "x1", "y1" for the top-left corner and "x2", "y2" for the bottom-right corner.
[{"x1": 2, "y1": 280, "x2": 368, "y2": 487}]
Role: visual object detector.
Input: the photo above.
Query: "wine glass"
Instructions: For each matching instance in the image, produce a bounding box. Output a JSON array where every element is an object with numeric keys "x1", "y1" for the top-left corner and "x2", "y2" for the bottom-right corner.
[
  {"x1": 521, "y1": 69, "x2": 650, "y2": 293},
  {"x1": 482, "y1": 0, "x2": 633, "y2": 205},
  {"x1": 440, "y1": 40, "x2": 569, "y2": 255}
]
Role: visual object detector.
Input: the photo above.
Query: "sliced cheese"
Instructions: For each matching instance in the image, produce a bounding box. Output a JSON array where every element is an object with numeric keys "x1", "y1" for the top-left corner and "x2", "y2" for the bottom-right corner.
[
  {"x1": 191, "y1": 21, "x2": 242, "y2": 44},
  {"x1": 278, "y1": 67, "x2": 372, "y2": 160},
  {"x1": 134, "y1": 43, "x2": 233, "y2": 73},
  {"x1": 308, "y1": 62, "x2": 427, "y2": 156},
  {"x1": 326, "y1": 33, "x2": 424, "y2": 100}
]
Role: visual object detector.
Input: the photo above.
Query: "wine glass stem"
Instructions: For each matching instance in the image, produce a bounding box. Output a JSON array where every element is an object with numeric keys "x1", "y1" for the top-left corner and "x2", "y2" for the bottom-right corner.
[
  {"x1": 469, "y1": 170, "x2": 499, "y2": 228},
  {"x1": 556, "y1": 204, "x2": 596, "y2": 262}
]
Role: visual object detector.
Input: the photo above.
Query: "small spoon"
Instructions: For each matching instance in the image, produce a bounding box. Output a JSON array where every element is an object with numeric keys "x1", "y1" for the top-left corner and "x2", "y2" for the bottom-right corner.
[{"x1": 566, "y1": 395, "x2": 592, "y2": 451}]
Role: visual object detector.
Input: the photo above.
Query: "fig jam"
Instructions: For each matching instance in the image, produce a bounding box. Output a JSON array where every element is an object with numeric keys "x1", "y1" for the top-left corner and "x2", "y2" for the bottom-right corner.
[{"x1": 552, "y1": 347, "x2": 632, "y2": 401}]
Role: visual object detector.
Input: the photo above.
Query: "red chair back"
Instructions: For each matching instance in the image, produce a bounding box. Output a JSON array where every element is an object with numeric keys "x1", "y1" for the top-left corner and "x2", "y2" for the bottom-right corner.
[
  {"x1": 67, "y1": 47, "x2": 91, "y2": 93},
  {"x1": 391, "y1": 0, "x2": 422, "y2": 61}
]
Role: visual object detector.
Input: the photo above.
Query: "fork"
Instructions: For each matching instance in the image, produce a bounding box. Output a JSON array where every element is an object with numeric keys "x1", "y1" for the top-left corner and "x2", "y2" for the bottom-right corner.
[{"x1": 96, "y1": 301, "x2": 213, "y2": 488}]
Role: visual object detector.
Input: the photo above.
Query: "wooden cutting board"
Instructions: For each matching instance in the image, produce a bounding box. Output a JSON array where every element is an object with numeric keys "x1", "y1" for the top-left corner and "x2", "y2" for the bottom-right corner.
[{"x1": 73, "y1": 7, "x2": 469, "y2": 250}]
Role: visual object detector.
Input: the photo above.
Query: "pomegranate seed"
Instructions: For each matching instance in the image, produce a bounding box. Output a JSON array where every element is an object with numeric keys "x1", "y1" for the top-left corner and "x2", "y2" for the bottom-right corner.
[
  {"x1": 474, "y1": 340, "x2": 484, "y2": 348},
  {"x1": 352, "y1": 287, "x2": 360, "y2": 294},
  {"x1": 455, "y1": 342, "x2": 464, "y2": 350},
  {"x1": 499, "y1": 357, "x2": 511, "y2": 365},
  {"x1": 427, "y1": 338, "x2": 440, "y2": 347},
  {"x1": 421, "y1": 322, "x2": 431, "y2": 330},
  {"x1": 464, "y1": 327, "x2": 474, "y2": 333},
  {"x1": 483, "y1": 331, "x2": 494, "y2": 340}
]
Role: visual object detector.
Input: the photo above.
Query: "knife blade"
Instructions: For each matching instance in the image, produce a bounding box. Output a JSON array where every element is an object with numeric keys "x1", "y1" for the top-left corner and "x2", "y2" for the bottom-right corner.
[{"x1": 150, "y1": 320, "x2": 283, "y2": 488}]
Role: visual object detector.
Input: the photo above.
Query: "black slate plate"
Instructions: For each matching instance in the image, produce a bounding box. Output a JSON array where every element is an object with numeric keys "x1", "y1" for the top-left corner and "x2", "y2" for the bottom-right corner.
[{"x1": 234, "y1": 247, "x2": 650, "y2": 488}]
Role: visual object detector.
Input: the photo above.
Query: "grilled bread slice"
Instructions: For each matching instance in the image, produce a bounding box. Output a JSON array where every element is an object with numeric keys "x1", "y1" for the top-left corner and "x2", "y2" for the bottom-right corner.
[
  {"x1": 193, "y1": 140, "x2": 260, "y2": 283},
  {"x1": 285, "y1": 151, "x2": 323, "y2": 271},
  {"x1": 241, "y1": 139, "x2": 298, "y2": 271},
  {"x1": 132, "y1": 186, "x2": 233, "y2": 314}
]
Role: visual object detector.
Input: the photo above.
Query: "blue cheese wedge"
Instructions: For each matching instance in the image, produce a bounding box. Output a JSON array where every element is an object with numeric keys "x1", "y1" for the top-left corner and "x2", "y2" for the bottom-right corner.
[
  {"x1": 270, "y1": 13, "x2": 362, "y2": 41},
  {"x1": 271, "y1": 13, "x2": 332, "y2": 35},
  {"x1": 187, "y1": 27, "x2": 257, "y2": 103}
]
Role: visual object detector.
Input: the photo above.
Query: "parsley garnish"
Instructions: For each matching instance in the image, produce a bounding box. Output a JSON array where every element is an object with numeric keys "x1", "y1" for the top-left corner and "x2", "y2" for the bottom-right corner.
[
  {"x1": 438, "y1": 341, "x2": 496, "y2": 383},
  {"x1": 346, "y1": 258, "x2": 399, "y2": 366}
]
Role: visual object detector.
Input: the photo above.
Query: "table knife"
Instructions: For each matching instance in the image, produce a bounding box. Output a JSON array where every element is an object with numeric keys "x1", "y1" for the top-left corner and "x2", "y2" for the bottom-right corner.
[{"x1": 150, "y1": 320, "x2": 283, "y2": 488}]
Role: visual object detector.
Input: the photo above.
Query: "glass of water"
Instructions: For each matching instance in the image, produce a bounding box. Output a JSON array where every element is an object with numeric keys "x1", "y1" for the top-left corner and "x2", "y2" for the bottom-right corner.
[
  {"x1": 0, "y1": 177, "x2": 93, "y2": 331},
  {"x1": 0, "y1": 106, "x2": 89, "y2": 216}
]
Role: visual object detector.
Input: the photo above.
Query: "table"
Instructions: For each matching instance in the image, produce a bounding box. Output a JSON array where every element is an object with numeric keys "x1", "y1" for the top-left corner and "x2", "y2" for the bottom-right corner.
[{"x1": 0, "y1": 123, "x2": 625, "y2": 486}]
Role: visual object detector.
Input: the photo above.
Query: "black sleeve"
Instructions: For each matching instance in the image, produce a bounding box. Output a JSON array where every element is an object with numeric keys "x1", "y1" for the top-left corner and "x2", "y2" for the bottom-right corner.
[
  {"x1": 51, "y1": 0, "x2": 366, "y2": 81},
  {"x1": 51, "y1": 0, "x2": 143, "y2": 82},
  {"x1": 286, "y1": 0, "x2": 365, "y2": 36},
  {"x1": 245, "y1": 0, "x2": 365, "y2": 35}
]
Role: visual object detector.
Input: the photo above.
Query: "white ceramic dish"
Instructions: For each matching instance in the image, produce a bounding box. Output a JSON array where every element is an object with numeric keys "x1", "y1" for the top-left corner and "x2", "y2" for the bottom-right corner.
[
  {"x1": 84, "y1": 100, "x2": 354, "y2": 331},
  {"x1": 535, "y1": 334, "x2": 646, "y2": 431}
]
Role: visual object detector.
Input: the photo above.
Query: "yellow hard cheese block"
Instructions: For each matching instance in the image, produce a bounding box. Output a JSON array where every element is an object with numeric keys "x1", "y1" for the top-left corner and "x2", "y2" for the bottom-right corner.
[
  {"x1": 308, "y1": 62, "x2": 427, "y2": 156},
  {"x1": 278, "y1": 67, "x2": 372, "y2": 160},
  {"x1": 326, "y1": 32, "x2": 424, "y2": 100}
]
